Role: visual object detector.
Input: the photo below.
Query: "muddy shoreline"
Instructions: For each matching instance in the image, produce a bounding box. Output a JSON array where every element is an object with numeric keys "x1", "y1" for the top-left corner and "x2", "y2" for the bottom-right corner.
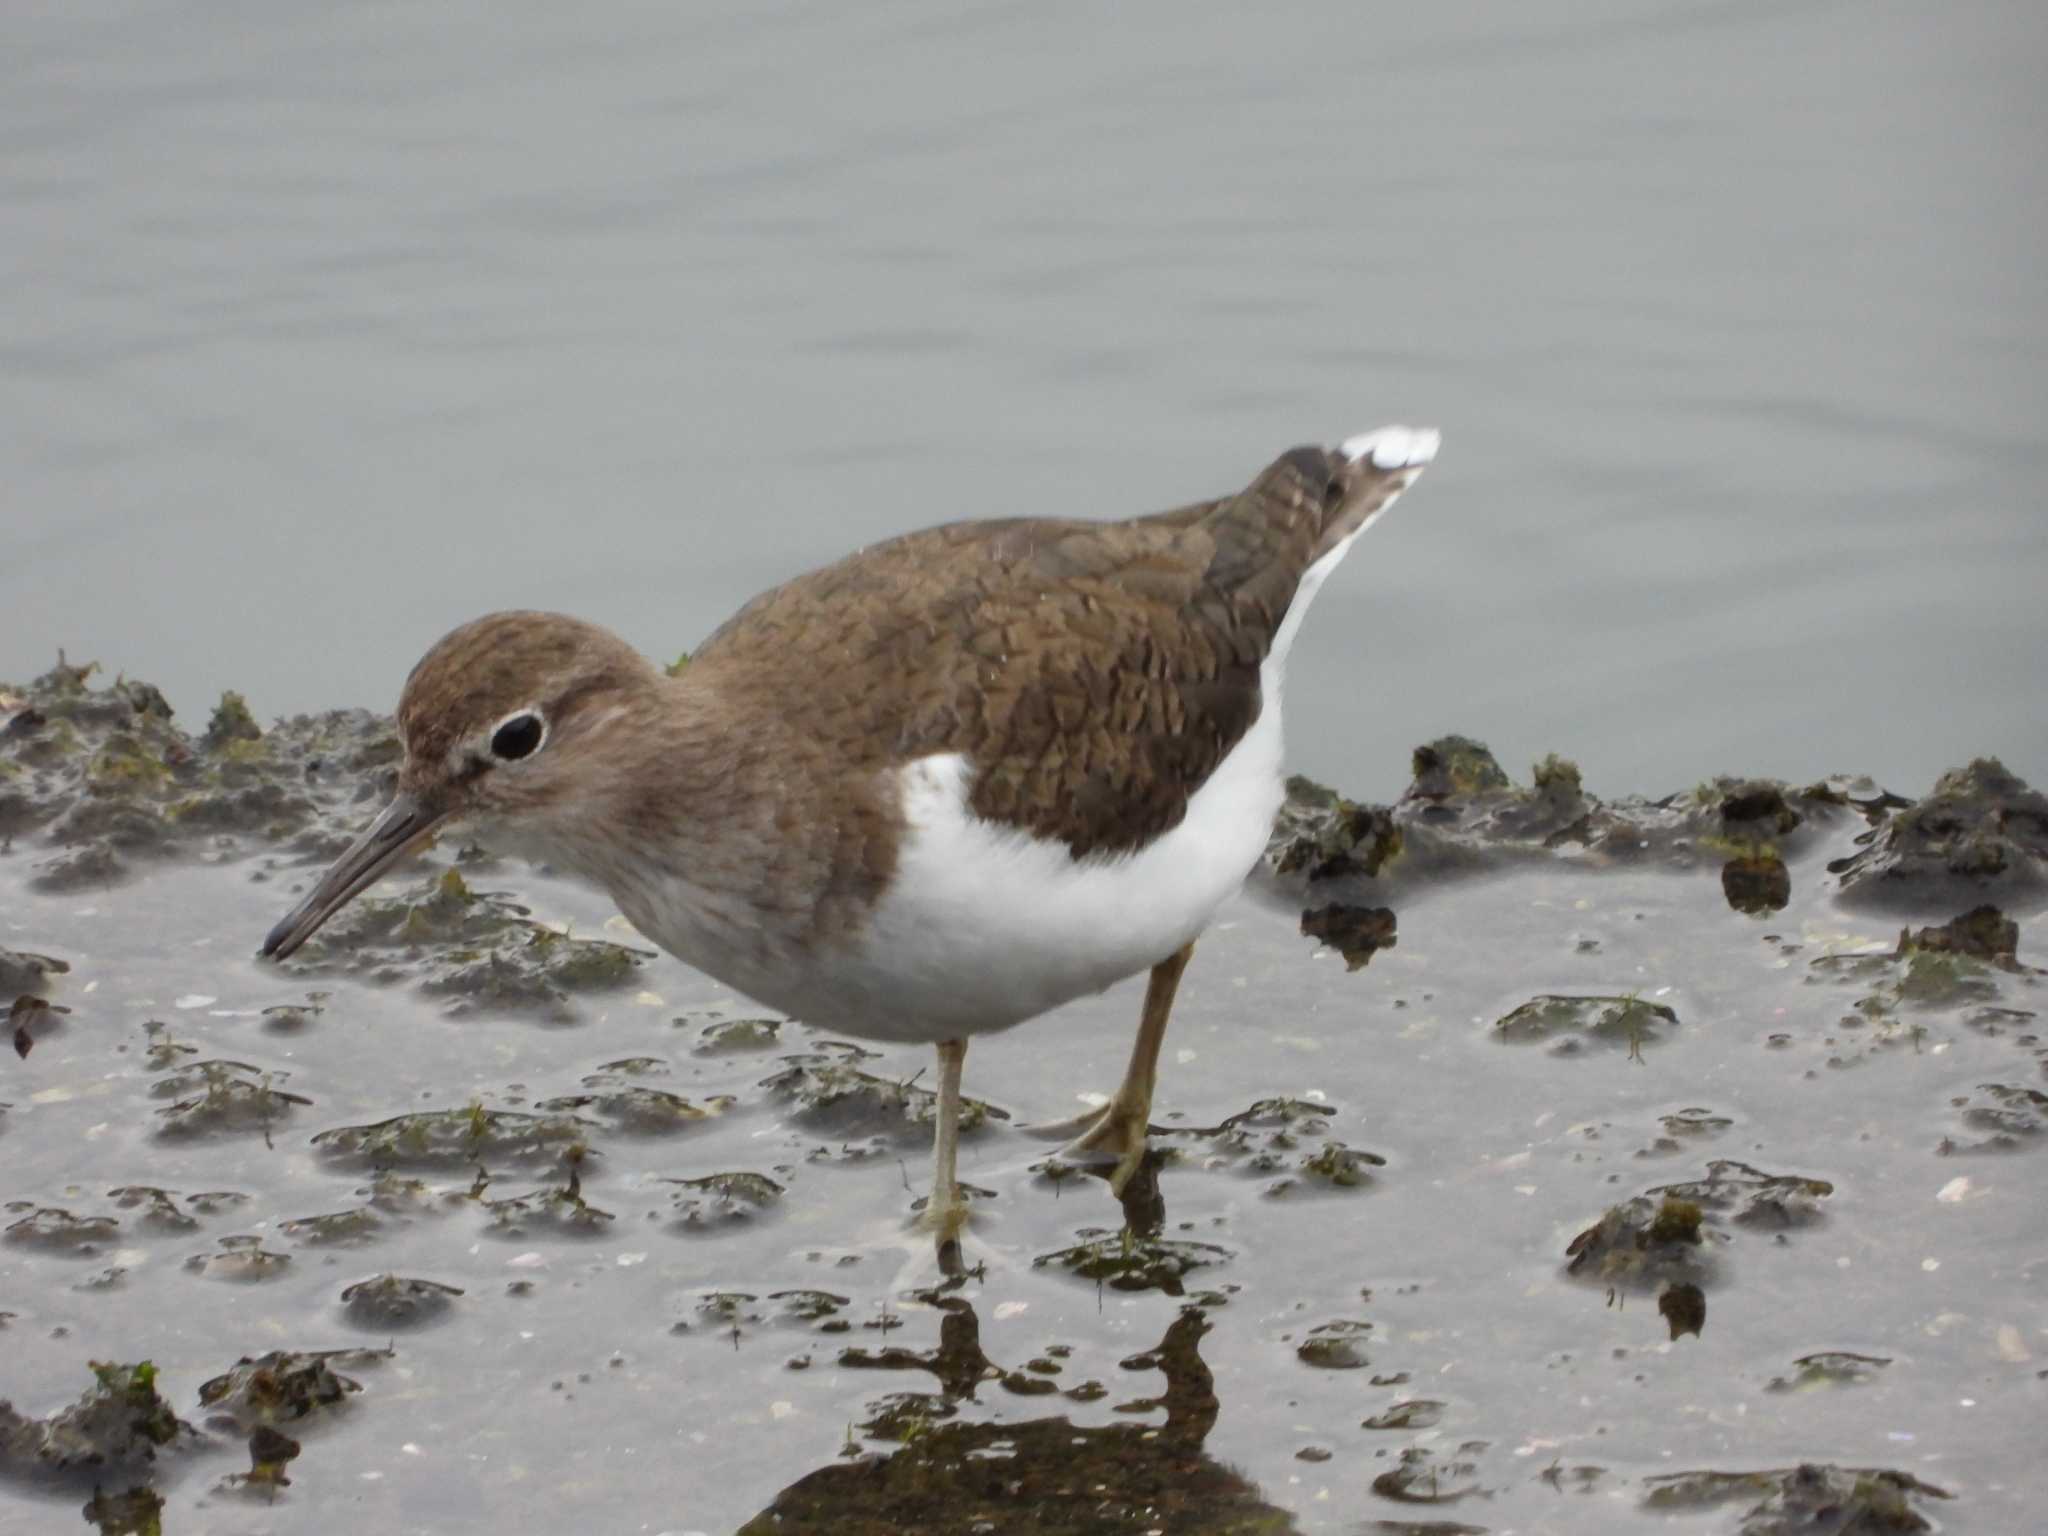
[{"x1": 4, "y1": 658, "x2": 2043, "y2": 1534}]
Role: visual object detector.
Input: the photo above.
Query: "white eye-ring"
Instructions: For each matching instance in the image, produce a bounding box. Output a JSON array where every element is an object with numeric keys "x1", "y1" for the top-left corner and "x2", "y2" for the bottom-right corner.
[{"x1": 487, "y1": 707, "x2": 548, "y2": 763}]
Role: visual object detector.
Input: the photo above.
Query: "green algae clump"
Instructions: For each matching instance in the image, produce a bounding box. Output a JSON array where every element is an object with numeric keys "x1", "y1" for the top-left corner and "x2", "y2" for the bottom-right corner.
[
  {"x1": 202, "y1": 691, "x2": 262, "y2": 750},
  {"x1": 1495, "y1": 993, "x2": 1680, "y2": 1053},
  {"x1": 1647, "y1": 1195, "x2": 1704, "y2": 1245},
  {"x1": 0, "y1": 1360, "x2": 192, "y2": 1478}
]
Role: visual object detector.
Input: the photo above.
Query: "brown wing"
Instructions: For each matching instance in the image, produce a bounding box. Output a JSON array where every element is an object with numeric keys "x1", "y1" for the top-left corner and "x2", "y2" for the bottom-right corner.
[{"x1": 689, "y1": 443, "x2": 1401, "y2": 857}]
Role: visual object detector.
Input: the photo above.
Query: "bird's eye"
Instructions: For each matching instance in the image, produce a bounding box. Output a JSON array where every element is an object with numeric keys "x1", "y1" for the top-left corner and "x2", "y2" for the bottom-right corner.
[{"x1": 490, "y1": 712, "x2": 546, "y2": 762}]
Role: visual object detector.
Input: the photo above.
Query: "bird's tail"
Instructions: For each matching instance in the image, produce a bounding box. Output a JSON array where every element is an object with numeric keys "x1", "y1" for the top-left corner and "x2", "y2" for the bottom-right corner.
[{"x1": 1312, "y1": 424, "x2": 1440, "y2": 562}]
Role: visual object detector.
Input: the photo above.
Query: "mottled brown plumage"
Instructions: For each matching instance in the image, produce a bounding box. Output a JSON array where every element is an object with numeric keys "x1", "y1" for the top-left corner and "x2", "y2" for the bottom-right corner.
[{"x1": 688, "y1": 442, "x2": 1407, "y2": 858}]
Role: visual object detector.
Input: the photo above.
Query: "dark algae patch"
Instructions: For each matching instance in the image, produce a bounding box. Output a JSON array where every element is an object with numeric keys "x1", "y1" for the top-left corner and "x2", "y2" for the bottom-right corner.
[
  {"x1": 1653, "y1": 1159, "x2": 1834, "y2": 1231},
  {"x1": 1277, "y1": 1138, "x2": 1385, "y2": 1194},
  {"x1": 1900, "y1": 902, "x2": 2023, "y2": 964},
  {"x1": 1829, "y1": 757, "x2": 2048, "y2": 913},
  {"x1": 1360, "y1": 1399, "x2": 1444, "y2": 1431},
  {"x1": 1033, "y1": 1228, "x2": 1233, "y2": 1297},
  {"x1": 1652, "y1": 1106, "x2": 1734, "y2": 1146},
  {"x1": 4, "y1": 1205, "x2": 121, "y2": 1255},
  {"x1": 1764, "y1": 1352, "x2": 1891, "y2": 1393},
  {"x1": 277, "y1": 1206, "x2": 384, "y2": 1247},
  {"x1": 0, "y1": 1361, "x2": 194, "y2": 1480},
  {"x1": 1640, "y1": 1464, "x2": 1950, "y2": 1532},
  {"x1": 1258, "y1": 736, "x2": 1992, "y2": 931},
  {"x1": 481, "y1": 1179, "x2": 616, "y2": 1239},
  {"x1": 80, "y1": 1486, "x2": 165, "y2": 1535},
  {"x1": 151, "y1": 1059, "x2": 312, "y2": 1140},
  {"x1": 273, "y1": 867, "x2": 649, "y2": 1021},
  {"x1": 183, "y1": 1236, "x2": 292, "y2": 1283},
  {"x1": 1941, "y1": 1081, "x2": 2048, "y2": 1153},
  {"x1": 664, "y1": 1170, "x2": 785, "y2": 1230},
  {"x1": 1266, "y1": 777, "x2": 1404, "y2": 883},
  {"x1": 0, "y1": 654, "x2": 392, "y2": 890},
  {"x1": 196, "y1": 1349, "x2": 385, "y2": 1430},
  {"x1": 201, "y1": 692, "x2": 262, "y2": 751},
  {"x1": 1171, "y1": 1095, "x2": 1389, "y2": 1194},
  {"x1": 0, "y1": 945, "x2": 68, "y2": 995},
  {"x1": 339, "y1": 1274, "x2": 464, "y2": 1329},
  {"x1": 1494, "y1": 993, "x2": 1679, "y2": 1054},
  {"x1": 689, "y1": 1014, "x2": 784, "y2": 1053},
  {"x1": 671, "y1": 1288, "x2": 859, "y2": 1341},
  {"x1": 105, "y1": 1187, "x2": 200, "y2": 1234},
  {"x1": 1566, "y1": 1193, "x2": 1715, "y2": 1292},
  {"x1": 1293, "y1": 1319, "x2": 1372, "y2": 1370},
  {"x1": 534, "y1": 1082, "x2": 733, "y2": 1135},
  {"x1": 311, "y1": 1104, "x2": 596, "y2": 1170},
  {"x1": 762, "y1": 1046, "x2": 1007, "y2": 1142},
  {"x1": 1371, "y1": 1442, "x2": 1491, "y2": 1504},
  {"x1": 1566, "y1": 1163, "x2": 1832, "y2": 1292},
  {"x1": 4, "y1": 659, "x2": 2043, "y2": 1531}
]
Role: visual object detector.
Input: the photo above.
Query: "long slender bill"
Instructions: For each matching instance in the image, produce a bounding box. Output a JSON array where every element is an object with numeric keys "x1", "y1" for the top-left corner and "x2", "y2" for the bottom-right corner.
[{"x1": 260, "y1": 792, "x2": 449, "y2": 959}]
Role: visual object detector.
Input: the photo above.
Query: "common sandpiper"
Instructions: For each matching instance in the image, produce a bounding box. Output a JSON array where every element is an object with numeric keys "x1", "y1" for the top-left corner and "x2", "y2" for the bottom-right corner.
[{"x1": 260, "y1": 423, "x2": 1440, "y2": 1263}]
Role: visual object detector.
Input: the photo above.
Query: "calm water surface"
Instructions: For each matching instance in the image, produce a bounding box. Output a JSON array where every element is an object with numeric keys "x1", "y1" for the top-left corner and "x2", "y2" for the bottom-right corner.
[{"x1": 6, "y1": 0, "x2": 2045, "y2": 800}]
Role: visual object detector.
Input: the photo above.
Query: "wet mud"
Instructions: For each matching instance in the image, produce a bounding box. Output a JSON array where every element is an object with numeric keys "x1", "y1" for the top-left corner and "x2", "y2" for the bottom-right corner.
[{"x1": 3, "y1": 672, "x2": 2045, "y2": 1532}]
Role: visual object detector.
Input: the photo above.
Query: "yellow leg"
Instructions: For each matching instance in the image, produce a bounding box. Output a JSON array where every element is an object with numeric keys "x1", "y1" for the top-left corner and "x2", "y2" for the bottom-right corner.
[
  {"x1": 928, "y1": 1038, "x2": 969, "y2": 1254},
  {"x1": 1061, "y1": 942, "x2": 1194, "y2": 1195}
]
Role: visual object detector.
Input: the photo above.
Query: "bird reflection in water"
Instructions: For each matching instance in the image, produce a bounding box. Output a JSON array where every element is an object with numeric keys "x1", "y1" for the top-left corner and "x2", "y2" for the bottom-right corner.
[
  {"x1": 737, "y1": 1289, "x2": 1298, "y2": 1535},
  {"x1": 740, "y1": 1153, "x2": 1298, "y2": 1530}
]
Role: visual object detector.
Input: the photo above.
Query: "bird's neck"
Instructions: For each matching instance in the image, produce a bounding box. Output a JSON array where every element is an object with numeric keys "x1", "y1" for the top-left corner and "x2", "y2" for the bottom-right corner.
[
  {"x1": 539, "y1": 669, "x2": 847, "y2": 976},
  {"x1": 556, "y1": 671, "x2": 762, "y2": 862}
]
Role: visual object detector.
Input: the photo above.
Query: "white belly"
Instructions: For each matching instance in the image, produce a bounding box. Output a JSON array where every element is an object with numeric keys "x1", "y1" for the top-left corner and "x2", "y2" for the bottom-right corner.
[{"x1": 783, "y1": 655, "x2": 1287, "y2": 1042}]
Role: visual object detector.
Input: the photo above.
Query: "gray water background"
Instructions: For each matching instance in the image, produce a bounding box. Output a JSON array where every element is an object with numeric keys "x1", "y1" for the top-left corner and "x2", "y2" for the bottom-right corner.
[{"x1": 5, "y1": 0, "x2": 2045, "y2": 800}]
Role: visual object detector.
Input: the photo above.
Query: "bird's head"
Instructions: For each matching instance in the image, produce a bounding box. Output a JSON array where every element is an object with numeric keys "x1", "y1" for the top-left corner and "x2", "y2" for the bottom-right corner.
[{"x1": 259, "y1": 610, "x2": 659, "y2": 959}]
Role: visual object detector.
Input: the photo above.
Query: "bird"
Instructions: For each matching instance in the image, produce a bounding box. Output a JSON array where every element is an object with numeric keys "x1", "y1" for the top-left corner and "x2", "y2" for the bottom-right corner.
[{"x1": 260, "y1": 423, "x2": 1439, "y2": 1262}]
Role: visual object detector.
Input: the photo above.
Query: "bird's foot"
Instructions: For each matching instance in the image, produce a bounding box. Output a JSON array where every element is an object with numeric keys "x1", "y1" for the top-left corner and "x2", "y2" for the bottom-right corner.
[
  {"x1": 921, "y1": 1186, "x2": 967, "y2": 1237},
  {"x1": 920, "y1": 1180, "x2": 974, "y2": 1275},
  {"x1": 1017, "y1": 1101, "x2": 1116, "y2": 1142},
  {"x1": 1043, "y1": 1098, "x2": 1153, "y2": 1198}
]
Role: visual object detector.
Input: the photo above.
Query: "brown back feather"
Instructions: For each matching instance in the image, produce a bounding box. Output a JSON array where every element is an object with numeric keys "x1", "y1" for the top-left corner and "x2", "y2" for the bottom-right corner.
[{"x1": 689, "y1": 443, "x2": 1390, "y2": 857}]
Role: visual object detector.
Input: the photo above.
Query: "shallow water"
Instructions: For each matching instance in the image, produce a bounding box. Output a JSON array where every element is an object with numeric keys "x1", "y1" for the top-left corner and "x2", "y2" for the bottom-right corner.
[
  {"x1": 5, "y1": 0, "x2": 2047, "y2": 800},
  {"x1": 4, "y1": 767, "x2": 2044, "y2": 1531}
]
